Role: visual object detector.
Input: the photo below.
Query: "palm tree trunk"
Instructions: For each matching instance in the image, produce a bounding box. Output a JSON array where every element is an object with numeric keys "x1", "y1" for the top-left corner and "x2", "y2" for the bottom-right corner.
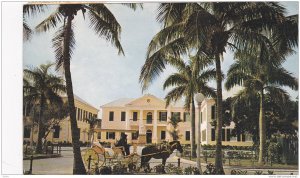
[
  {"x1": 258, "y1": 88, "x2": 266, "y2": 165},
  {"x1": 63, "y1": 15, "x2": 86, "y2": 175},
  {"x1": 36, "y1": 96, "x2": 45, "y2": 153},
  {"x1": 190, "y1": 98, "x2": 196, "y2": 157},
  {"x1": 214, "y1": 54, "x2": 224, "y2": 174}
]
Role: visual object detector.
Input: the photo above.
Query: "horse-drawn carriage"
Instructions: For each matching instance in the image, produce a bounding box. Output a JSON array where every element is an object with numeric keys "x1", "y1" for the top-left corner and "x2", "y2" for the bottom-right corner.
[{"x1": 81, "y1": 140, "x2": 183, "y2": 174}]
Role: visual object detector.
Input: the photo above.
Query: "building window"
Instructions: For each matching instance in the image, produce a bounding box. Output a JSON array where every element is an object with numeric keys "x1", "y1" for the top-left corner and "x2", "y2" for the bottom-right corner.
[
  {"x1": 161, "y1": 131, "x2": 166, "y2": 140},
  {"x1": 222, "y1": 129, "x2": 225, "y2": 141},
  {"x1": 78, "y1": 128, "x2": 81, "y2": 139},
  {"x1": 147, "y1": 112, "x2": 152, "y2": 124},
  {"x1": 200, "y1": 112, "x2": 203, "y2": 123},
  {"x1": 241, "y1": 134, "x2": 246, "y2": 142},
  {"x1": 75, "y1": 107, "x2": 77, "y2": 119},
  {"x1": 121, "y1": 112, "x2": 126, "y2": 121},
  {"x1": 132, "y1": 131, "x2": 139, "y2": 140},
  {"x1": 133, "y1": 112, "x2": 138, "y2": 121},
  {"x1": 237, "y1": 134, "x2": 241, "y2": 142},
  {"x1": 24, "y1": 127, "x2": 31, "y2": 138},
  {"x1": 80, "y1": 109, "x2": 83, "y2": 121},
  {"x1": 226, "y1": 129, "x2": 231, "y2": 141},
  {"x1": 185, "y1": 131, "x2": 190, "y2": 141},
  {"x1": 77, "y1": 108, "x2": 80, "y2": 121},
  {"x1": 109, "y1": 111, "x2": 114, "y2": 121},
  {"x1": 202, "y1": 130, "x2": 206, "y2": 142},
  {"x1": 85, "y1": 111, "x2": 87, "y2": 121},
  {"x1": 172, "y1": 112, "x2": 181, "y2": 120},
  {"x1": 159, "y1": 112, "x2": 167, "y2": 122},
  {"x1": 106, "y1": 132, "x2": 115, "y2": 139},
  {"x1": 183, "y1": 112, "x2": 190, "y2": 122},
  {"x1": 211, "y1": 105, "x2": 216, "y2": 120},
  {"x1": 97, "y1": 132, "x2": 101, "y2": 139},
  {"x1": 53, "y1": 125, "x2": 60, "y2": 138},
  {"x1": 211, "y1": 128, "x2": 215, "y2": 141},
  {"x1": 245, "y1": 133, "x2": 252, "y2": 141}
]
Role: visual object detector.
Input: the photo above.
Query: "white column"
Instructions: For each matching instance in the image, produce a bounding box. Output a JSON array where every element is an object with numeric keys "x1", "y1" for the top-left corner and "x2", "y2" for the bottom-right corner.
[
  {"x1": 125, "y1": 110, "x2": 130, "y2": 130},
  {"x1": 139, "y1": 110, "x2": 145, "y2": 134},
  {"x1": 166, "y1": 108, "x2": 172, "y2": 141},
  {"x1": 153, "y1": 110, "x2": 158, "y2": 143},
  {"x1": 126, "y1": 110, "x2": 131, "y2": 143}
]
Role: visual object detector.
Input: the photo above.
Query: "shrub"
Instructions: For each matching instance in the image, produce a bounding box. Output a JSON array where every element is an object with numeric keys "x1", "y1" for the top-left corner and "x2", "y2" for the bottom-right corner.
[
  {"x1": 231, "y1": 169, "x2": 247, "y2": 175},
  {"x1": 203, "y1": 163, "x2": 216, "y2": 175},
  {"x1": 268, "y1": 141, "x2": 282, "y2": 164},
  {"x1": 99, "y1": 166, "x2": 112, "y2": 175},
  {"x1": 112, "y1": 163, "x2": 127, "y2": 174},
  {"x1": 254, "y1": 170, "x2": 263, "y2": 175},
  {"x1": 154, "y1": 164, "x2": 165, "y2": 174},
  {"x1": 184, "y1": 166, "x2": 200, "y2": 175}
]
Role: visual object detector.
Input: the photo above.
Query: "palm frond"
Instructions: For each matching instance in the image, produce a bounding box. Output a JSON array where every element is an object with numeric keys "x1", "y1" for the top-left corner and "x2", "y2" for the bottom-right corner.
[
  {"x1": 140, "y1": 37, "x2": 188, "y2": 91},
  {"x1": 225, "y1": 70, "x2": 253, "y2": 90},
  {"x1": 121, "y1": 3, "x2": 143, "y2": 10},
  {"x1": 35, "y1": 9, "x2": 63, "y2": 33},
  {"x1": 265, "y1": 85, "x2": 290, "y2": 105},
  {"x1": 156, "y1": 3, "x2": 187, "y2": 27},
  {"x1": 23, "y1": 20, "x2": 32, "y2": 41},
  {"x1": 88, "y1": 8, "x2": 124, "y2": 55},
  {"x1": 163, "y1": 73, "x2": 188, "y2": 90},
  {"x1": 198, "y1": 68, "x2": 217, "y2": 82},
  {"x1": 268, "y1": 67, "x2": 298, "y2": 90},
  {"x1": 23, "y1": 4, "x2": 47, "y2": 17},
  {"x1": 52, "y1": 24, "x2": 76, "y2": 71},
  {"x1": 197, "y1": 83, "x2": 216, "y2": 98},
  {"x1": 165, "y1": 86, "x2": 185, "y2": 107},
  {"x1": 147, "y1": 22, "x2": 185, "y2": 58}
]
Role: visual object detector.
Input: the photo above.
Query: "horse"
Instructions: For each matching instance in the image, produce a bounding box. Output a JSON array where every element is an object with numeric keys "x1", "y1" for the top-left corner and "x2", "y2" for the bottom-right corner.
[{"x1": 140, "y1": 141, "x2": 183, "y2": 170}]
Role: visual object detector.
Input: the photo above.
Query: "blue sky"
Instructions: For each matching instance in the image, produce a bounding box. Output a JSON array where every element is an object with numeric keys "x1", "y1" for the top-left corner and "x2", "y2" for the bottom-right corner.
[{"x1": 24, "y1": 2, "x2": 299, "y2": 112}]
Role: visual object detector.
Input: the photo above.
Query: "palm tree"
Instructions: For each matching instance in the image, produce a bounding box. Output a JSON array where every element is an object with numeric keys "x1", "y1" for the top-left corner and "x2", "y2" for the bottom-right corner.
[
  {"x1": 163, "y1": 56, "x2": 216, "y2": 157},
  {"x1": 225, "y1": 43, "x2": 298, "y2": 164},
  {"x1": 139, "y1": 3, "x2": 297, "y2": 173},
  {"x1": 168, "y1": 115, "x2": 183, "y2": 141},
  {"x1": 85, "y1": 116, "x2": 99, "y2": 146},
  {"x1": 23, "y1": 63, "x2": 66, "y2": 154},
  {"x1": 34, "y1": 3, "x2": 142, "y2": 174}
]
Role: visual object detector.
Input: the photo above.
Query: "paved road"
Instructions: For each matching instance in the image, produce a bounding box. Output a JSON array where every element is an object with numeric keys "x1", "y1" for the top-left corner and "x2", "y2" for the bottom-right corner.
[
  {"x1": 23, "y1": 146, "x2": 188, "y2": 175},
  {"x1": 23, "y1": 147, "x2": 298, "y2": 175}
]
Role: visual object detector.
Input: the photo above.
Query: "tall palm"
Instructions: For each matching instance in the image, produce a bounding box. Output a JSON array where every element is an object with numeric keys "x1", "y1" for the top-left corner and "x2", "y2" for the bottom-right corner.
[
  {"x1": 139, "y1": 3, "x2": 297, "y2": 173},
  {"x1": 35, "y1": 3, "x2": 142, "y2": 174},
  {"x1": 225, "y1": 44, "x2": 298, "y2": 164},
  {"x1": 163, "y1": 56, "x2": 216, "y2": 157},
  {"x1": 23, "y1": 63, "x2": 66, "y2": 153}
]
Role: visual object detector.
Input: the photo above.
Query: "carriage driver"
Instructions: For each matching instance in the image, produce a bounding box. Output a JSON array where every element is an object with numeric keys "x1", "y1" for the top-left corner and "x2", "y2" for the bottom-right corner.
[{"x1": 116, "y1": 133, "x2": 130, "y2": 156}]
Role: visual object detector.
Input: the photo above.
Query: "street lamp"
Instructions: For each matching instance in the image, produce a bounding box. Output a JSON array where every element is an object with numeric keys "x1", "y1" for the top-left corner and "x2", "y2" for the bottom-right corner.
[{"x1": 195, "y1": 93, "x2": 204, "y2": 174}]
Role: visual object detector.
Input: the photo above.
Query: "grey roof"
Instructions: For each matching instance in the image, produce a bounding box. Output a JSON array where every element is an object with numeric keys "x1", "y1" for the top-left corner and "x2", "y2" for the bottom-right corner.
[
  {"x1": 62, "y1": 94, "x2": 99, "y2": 110},
  {"x1": 101, "y1": 98, "x2": 135, "y2": 107}
]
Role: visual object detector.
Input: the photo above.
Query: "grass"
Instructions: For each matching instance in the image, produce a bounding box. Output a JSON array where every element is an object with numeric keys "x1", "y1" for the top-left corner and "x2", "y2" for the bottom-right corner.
[{"x1": 181, "y1": 156, "x2": 298, "y2": 170}]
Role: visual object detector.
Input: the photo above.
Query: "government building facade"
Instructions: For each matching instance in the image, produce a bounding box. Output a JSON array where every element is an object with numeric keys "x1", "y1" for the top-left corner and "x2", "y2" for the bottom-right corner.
[
  {"x1": 99, "y1": 94, "x2": 253, "y2": 146},
  {"x1": 23, "y1": 95, "x2": 100, "y2": 144}
]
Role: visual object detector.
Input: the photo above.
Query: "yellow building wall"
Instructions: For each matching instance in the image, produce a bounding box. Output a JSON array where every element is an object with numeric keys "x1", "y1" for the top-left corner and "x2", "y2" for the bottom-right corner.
[{"x1": 24, "y1": 96, "x2": 98, "y2": 144}]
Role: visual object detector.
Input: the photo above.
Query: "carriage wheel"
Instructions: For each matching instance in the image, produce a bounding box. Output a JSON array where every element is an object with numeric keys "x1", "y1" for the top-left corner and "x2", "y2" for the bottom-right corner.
[{"x1": 82, "y1": 149, "x2": 99, "y2": 171}]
